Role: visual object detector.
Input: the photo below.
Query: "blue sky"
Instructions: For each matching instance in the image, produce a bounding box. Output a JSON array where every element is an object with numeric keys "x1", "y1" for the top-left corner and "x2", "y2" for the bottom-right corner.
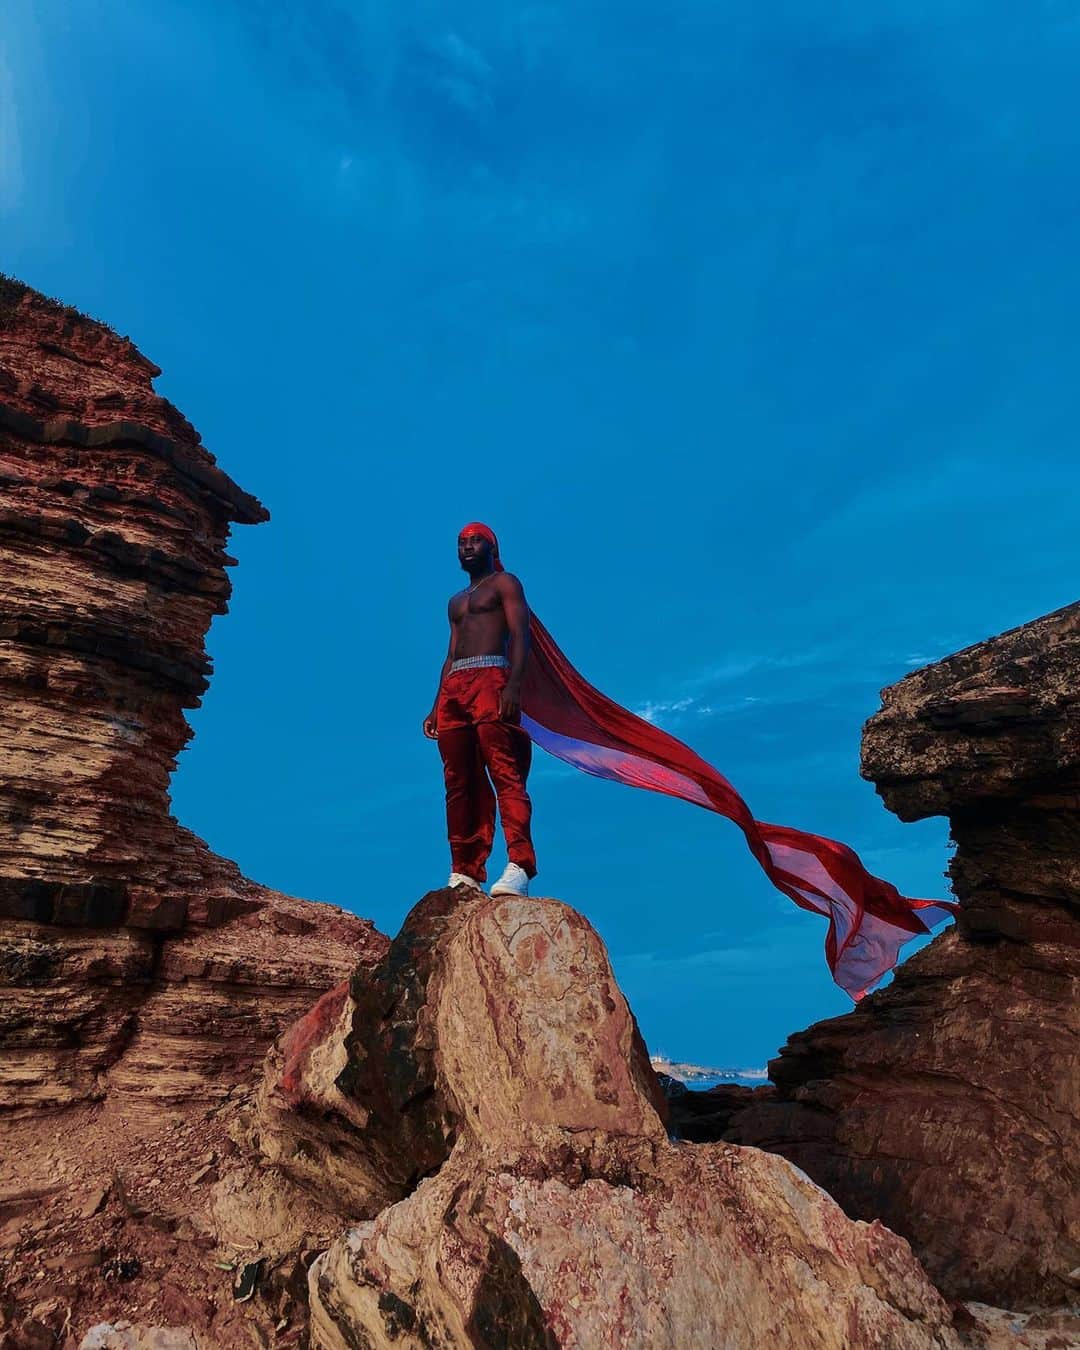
[{"x1": 3, "y1": 2, "x2": 1078, "y2": 1066}]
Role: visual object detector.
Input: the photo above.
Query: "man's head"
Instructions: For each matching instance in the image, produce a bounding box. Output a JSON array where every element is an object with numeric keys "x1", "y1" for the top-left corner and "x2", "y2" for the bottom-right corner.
[{"x1": 458, "y1": 522, "x2": 504, "y2": 577}]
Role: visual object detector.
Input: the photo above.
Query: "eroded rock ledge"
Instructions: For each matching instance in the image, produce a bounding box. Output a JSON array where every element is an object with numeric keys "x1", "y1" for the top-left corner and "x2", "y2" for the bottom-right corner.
[{"x1": 721, "y1": 601, "x2": 1080, "y2": 1306}]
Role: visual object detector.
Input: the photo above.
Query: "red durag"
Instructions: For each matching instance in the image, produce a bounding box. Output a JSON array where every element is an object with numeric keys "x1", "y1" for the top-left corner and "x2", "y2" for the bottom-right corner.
[{"x1": 457, "y1": 523, "x2": 956, "y2": 998}]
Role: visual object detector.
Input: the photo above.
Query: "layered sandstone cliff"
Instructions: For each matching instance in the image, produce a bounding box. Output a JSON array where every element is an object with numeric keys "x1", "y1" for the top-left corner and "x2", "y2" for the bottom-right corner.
[
  {"x1": 0, "y1": 278, "x2": 386, "y2": 1119},
  {"x1": 0, "y1": 280, "x2": 387, "y2": 1345},
  {"x1": 723, "y1": 601, "x2": 1080, "y2": 1306}
]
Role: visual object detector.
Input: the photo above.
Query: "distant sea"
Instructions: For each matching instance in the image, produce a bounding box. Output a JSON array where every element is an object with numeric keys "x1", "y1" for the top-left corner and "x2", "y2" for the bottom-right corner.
[
  {"x1": 688, "y1": 1072, "x2": 765, "y2": 1091},
  {"x1": 650, "y1": 1057, "x2": 768, "y2": 1092}
]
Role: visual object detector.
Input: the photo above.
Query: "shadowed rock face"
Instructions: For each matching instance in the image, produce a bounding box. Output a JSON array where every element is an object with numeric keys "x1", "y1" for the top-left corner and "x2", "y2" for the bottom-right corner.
[
  {"x1": 0, "y1": 280, "x2": 386, "y2": 1114},
  {"x1": 248, "y1": 889, "x2": 959, "y2": 1349},
  {"x1": 724, "y1": 601, "x2": 1080, "y2": 1305}
]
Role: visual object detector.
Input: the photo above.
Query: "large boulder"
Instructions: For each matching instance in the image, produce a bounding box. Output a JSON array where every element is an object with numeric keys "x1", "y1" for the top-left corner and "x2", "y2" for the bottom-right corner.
[
  {"x1": 310, "y1": 1139, "x2": 958, "y2": 1350},
  {"x1": 243, "y1": 889, "x2": 666, "y2": 1214},
  {"x1": 250, "y1": 889, "x2": 959, "y2": 1348}
]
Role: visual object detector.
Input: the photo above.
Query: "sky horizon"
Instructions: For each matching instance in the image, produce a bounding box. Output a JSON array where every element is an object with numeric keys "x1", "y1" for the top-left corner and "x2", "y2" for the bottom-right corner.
[{"x1": 4, "y1": 2, "x2": 1079, "y2": 1066}]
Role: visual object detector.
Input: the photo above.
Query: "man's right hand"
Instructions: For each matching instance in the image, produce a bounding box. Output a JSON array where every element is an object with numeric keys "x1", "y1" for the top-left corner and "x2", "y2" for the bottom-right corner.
[{"x1": 423, "y1": 712, "x2": 439, "y2": 740}]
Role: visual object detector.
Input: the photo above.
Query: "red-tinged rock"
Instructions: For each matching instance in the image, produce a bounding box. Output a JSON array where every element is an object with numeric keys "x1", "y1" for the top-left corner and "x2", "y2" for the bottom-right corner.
[
  {"x1": 290, "y1": 893, "x2": 957, "y2": 1349},
  {"x1": 725, "y1": 600, "x2": 1080, "y2": 1306},
  {"x1": 242, "y1": 889, "x2": 955, "y2": 1346},
  {"x1": 276, "y1": 979, "x2": 353, "y2": 1109},
  {"x1": 236, "y1": 976, "x2": 397, "y2": 1222},
  {"x1": 311, "y1": 1144, "x2": 961, "y2": 1350},
  {"x1": 247, "y1": 890, "x2": 667, "y2": 1220}
]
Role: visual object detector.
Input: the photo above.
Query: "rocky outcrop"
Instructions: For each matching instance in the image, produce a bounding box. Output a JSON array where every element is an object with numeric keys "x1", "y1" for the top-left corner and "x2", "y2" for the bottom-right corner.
[
  {"x1": 0, "y1": 278, "x2": 387, "y2": 1117},
  {"x1": 0, "y1": 277, "x2": 262, "y2": 915},
  {"x1": 2, "y1": 894, "x2": 383, "y2": 1117},
  {"x1": 0, "y1": 279, "x2": 386, "y2": 1345},
  {"x1": 724, "y1": 601, "x2": 1080, "y2": 1306},
  {"x1": 245, "y1": 889, "x2": 960, "y2": 1349},
  {"x1": 239, "y1": 889, "x2": 668, "y2": 1224}
]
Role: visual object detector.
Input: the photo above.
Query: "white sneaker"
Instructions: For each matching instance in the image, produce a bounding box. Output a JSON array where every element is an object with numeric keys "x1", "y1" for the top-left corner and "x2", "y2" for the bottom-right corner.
[
  {"x1": 448, "y1": 872, "x2": 484, "y2": 892},
  {"x1": 489, "y1": 863, "x2": 530, "y2": 898}
]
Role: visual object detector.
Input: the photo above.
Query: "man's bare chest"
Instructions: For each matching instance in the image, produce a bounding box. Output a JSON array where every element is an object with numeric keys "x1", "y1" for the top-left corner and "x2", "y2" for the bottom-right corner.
[{"x1": 452, "y1": 591, "x2": 503, "y2": 622}]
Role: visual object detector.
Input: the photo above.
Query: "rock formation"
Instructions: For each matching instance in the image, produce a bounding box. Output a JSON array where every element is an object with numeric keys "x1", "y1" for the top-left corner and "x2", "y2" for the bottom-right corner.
[
  {"x1": 259, "y1": 890, "x2": 960, "y2": 1350},
  {"x1": 0, "y1": 277, "x2": 386, "y2": 1116},
  {"x1": 723, "y1": 601, "x2": 1080, "y2": 1306},
  {"x1": 0, "y1": 280, "x2": 385, "y2": 1344}
]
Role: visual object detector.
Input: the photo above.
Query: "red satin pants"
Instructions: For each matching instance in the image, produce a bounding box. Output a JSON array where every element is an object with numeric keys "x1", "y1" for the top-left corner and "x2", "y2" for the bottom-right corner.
[{"x1": 436, "y1": 665, "x2": 537, "y2": 882}]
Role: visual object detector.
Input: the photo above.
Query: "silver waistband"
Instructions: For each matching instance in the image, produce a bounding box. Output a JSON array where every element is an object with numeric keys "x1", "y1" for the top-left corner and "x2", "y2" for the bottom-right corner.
[{"x1": 450, "y1": 654, "x2": 509, "y2": 672}]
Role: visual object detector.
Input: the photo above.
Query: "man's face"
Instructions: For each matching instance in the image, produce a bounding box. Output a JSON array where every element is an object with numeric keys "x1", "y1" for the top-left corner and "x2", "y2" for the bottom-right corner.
[{"x1": 458, "y1": 533, "x2": 492, "y2": 573}]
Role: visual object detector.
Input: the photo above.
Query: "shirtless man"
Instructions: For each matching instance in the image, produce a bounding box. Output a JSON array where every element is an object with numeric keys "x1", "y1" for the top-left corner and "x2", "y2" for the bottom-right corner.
[{"x1": 423, "y1": 522, "x2": 537, "y2": 897}]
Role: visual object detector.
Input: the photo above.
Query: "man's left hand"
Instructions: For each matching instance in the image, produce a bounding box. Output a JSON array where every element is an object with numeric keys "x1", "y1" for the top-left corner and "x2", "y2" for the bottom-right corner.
[{"x1": 498, "y1": 681, "x2": 522, "y2": 721}]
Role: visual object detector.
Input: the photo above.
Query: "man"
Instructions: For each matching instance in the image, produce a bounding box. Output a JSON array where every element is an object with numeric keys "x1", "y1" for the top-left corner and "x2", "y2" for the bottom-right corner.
[{"x1": 423, "y1": 522, "x2": 537, "y2": 897}]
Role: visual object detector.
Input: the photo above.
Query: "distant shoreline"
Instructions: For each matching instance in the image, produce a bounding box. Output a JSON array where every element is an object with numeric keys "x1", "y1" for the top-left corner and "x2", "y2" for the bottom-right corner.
[{"x1": 650, "y1": 1055, "x2": 768, "y2": 1085}]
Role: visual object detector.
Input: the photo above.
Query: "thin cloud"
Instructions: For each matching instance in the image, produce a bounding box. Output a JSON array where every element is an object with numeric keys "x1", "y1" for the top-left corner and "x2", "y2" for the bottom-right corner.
[
  {"x1": 633, "y1": 641, "x2": 891, "y2": 730},
  {"x1": 436, "y1": 31, "x2": 493, "y2": 82},
  {"x1": 637, "y1": 628, "x2": 989, "y2": 734},
  {"x1": 426, "y1": 32, "x2": 495, "y2": 117},
  {"x1": 636, "y1": 694, "x2": 705, "y2": 724}
]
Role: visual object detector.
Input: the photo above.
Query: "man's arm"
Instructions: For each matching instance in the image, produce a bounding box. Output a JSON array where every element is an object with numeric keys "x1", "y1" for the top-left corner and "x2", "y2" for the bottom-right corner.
[
  {"x1": 423, "y1": 604, "x2": 456, "y2": 739},
  {"x1": 497, "y1": 573, "x2": 530, "y2": 721}
]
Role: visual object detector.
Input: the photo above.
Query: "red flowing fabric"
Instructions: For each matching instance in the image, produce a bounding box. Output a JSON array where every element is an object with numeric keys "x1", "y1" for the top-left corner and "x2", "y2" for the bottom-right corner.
[
  {"x1": 457, "y1": 522, "x2": 957, "y2": 999},
  {"x1": 520, "y1": 614, "x2": 956, "y2": 1000}
]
